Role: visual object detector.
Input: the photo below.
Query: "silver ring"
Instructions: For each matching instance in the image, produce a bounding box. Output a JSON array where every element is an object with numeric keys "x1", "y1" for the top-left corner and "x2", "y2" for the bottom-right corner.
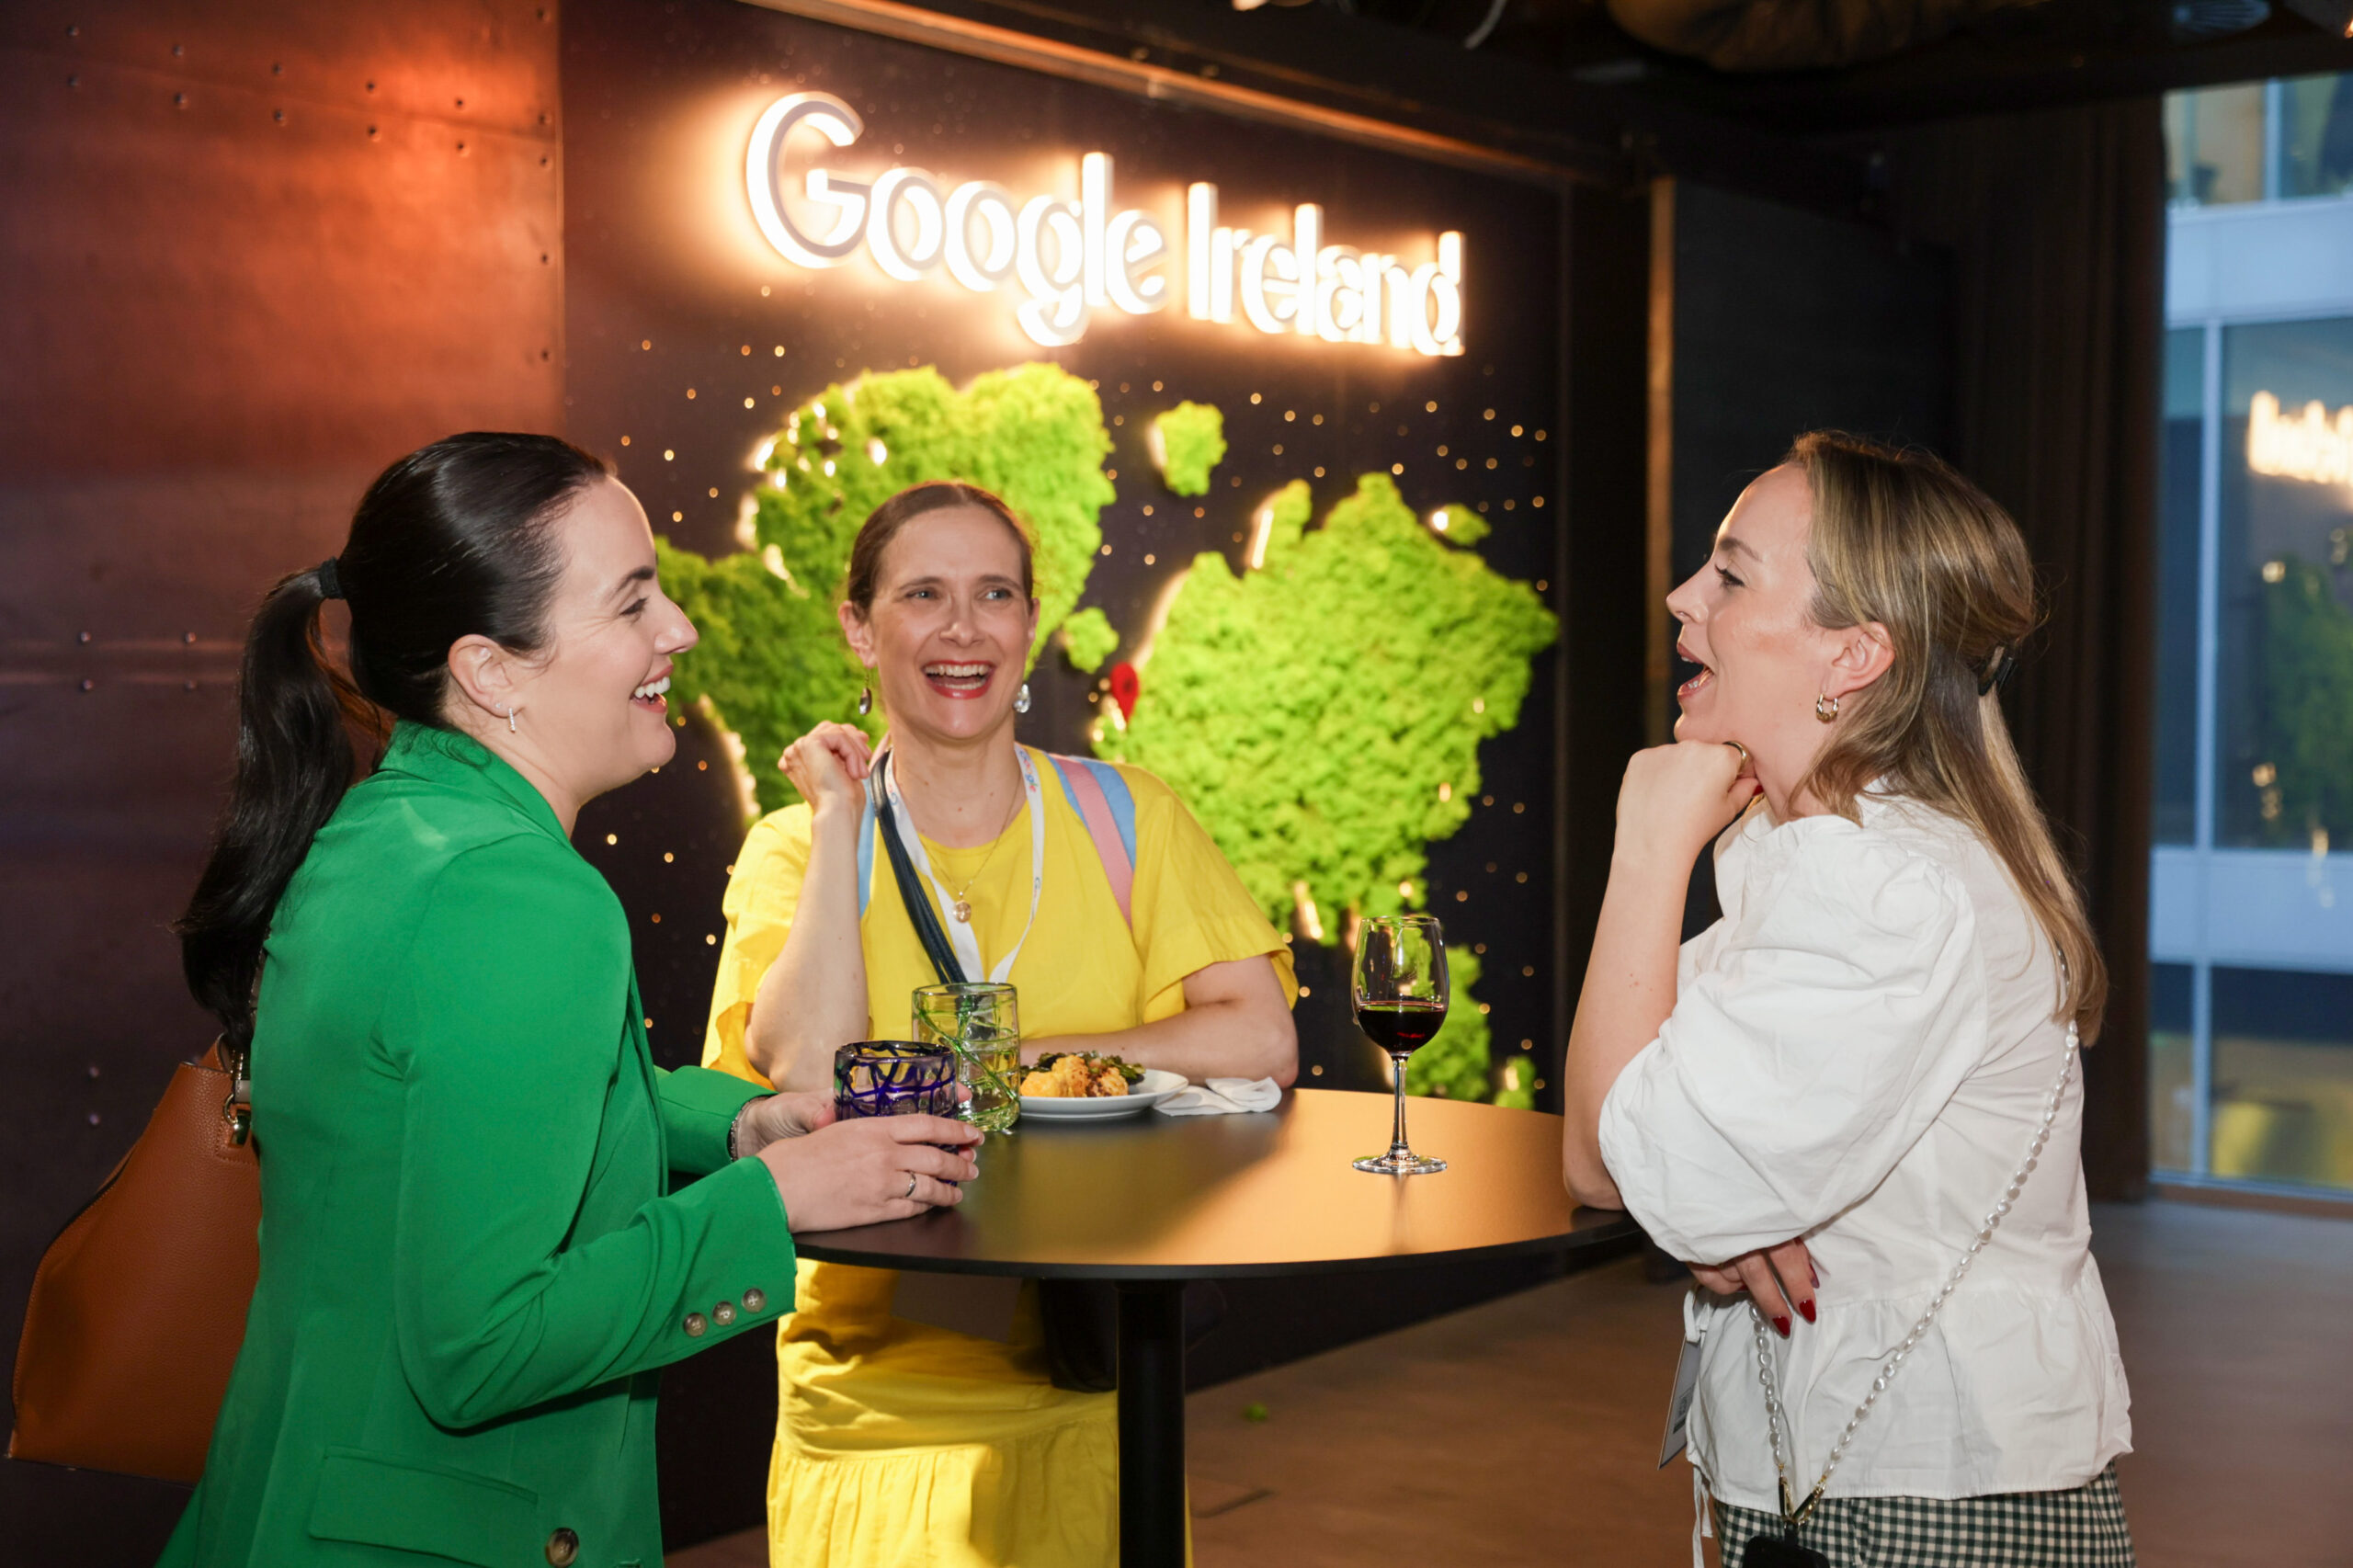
[{"x1": 903, "y1": 1173, "x2": 917, "y2": 1200}]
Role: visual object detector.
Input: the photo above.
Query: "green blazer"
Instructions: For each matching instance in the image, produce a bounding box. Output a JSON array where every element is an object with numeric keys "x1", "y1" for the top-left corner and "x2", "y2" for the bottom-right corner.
[{"x1": 159, "y1": 722, "x2": 794, "y2": 1568}]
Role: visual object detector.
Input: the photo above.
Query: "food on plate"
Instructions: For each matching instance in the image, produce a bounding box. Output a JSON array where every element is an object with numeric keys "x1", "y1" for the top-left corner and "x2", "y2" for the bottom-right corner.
[{"x1": 1020, "y1": 1051, "x2": 1146, "y2": 1098}]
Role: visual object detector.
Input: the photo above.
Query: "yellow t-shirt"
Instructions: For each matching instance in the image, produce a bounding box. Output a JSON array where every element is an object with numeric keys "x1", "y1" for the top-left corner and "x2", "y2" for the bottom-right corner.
[
  {"x1": 700, "y1": 748, "x2": 1292, "y2": 1568},
  {"x1": 703, "y1": 747, "x2": 1294, "y2": 1078}
]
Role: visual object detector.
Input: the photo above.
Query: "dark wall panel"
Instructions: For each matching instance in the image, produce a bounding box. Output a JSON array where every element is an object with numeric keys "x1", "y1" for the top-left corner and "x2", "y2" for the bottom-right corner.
[
  {"x1": 1668, "y1": 181, "x2": 1951, "y2": 593},
  {"x1": 0, "y1": 4, "x2": 563, "y2": 1552}
]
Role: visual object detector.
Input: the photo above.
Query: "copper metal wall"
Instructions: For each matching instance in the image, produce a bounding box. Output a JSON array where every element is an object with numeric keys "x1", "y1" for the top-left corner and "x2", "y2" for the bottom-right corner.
[{"x1": 0, "y1": 3, "x2": 563, "y2": 1551}]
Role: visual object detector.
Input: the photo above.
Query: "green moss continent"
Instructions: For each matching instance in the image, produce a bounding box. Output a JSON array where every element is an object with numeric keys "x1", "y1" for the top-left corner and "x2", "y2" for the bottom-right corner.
[{"x1": 1152, "y1": 402, "x2": 1227, "y2": 497}]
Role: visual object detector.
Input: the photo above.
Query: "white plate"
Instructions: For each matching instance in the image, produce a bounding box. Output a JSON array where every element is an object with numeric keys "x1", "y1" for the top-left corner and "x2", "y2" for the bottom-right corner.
[{"x1": 1018, "y1": 1067, "x2": 1187, "y2": 1120}]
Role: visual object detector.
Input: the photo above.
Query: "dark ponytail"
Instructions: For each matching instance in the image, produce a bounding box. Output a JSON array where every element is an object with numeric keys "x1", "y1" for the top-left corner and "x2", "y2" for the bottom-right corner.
[{"x1": 178, "y1": 432, "x2": 610, "y2": 1047}]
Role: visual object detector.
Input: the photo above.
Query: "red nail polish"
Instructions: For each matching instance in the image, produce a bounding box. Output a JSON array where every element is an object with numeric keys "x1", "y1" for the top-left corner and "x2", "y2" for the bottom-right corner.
[
  {"x1": 1773, "y1": 1314, "x2": 1791, "y2": 1338},
  {"x1": 1798, "y1": 1299, "x2": 1816, "y2": 1324}
]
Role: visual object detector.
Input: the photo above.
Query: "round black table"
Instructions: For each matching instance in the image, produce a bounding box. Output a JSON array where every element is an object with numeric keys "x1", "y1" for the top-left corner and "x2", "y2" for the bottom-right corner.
[{"x1": 796, "y1": 1087, "x2": 1639, "y2": 1567}]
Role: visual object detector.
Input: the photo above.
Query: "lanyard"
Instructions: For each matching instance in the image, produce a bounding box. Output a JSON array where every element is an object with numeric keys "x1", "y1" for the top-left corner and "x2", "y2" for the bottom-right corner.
[{"x1": 879, "y1": 745, "x2": 1045, "y2": 984}]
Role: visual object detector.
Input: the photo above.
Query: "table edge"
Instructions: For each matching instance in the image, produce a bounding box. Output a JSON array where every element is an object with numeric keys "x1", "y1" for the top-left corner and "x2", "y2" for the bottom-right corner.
[{"x1": 793, "y1": 1211, "x2": 1643, "y2": 1279}]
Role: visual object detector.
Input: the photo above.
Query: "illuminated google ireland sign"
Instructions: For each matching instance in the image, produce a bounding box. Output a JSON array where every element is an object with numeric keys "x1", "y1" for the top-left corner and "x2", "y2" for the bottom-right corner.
[{"x1": 745, "y1": 93, "x2": 1464, "y2": 357}]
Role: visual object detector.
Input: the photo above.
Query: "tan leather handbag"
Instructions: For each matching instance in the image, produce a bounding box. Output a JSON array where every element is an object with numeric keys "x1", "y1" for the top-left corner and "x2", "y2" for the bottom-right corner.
[{"x1": 9, "y1": 1041, "x2": 259, "y2": 1483}]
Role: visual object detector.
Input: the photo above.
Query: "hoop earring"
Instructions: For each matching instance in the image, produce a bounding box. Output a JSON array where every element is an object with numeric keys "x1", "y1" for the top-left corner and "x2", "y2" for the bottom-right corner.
[
  {"x1": 1814, "y1": 693, "x2": 1839, "y2": 722},
  {"x1": 1014, "y1": 681, "x2": 1032, "y2": 716},
  {"x1": 857, "y1": 685, "x2": 872, "y2": 717}
]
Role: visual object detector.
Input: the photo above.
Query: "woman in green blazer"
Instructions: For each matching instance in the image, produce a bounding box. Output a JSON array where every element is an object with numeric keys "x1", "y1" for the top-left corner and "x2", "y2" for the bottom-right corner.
[{"x1": 161, "y1": 433, "x2": 979, "y2": 1568}]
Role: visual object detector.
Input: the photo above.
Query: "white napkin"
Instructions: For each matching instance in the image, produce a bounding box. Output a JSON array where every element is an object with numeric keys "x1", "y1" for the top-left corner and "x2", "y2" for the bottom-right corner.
[{"x1": 1154, "y1": 1076, "x2": 1282, "y2": 1116}]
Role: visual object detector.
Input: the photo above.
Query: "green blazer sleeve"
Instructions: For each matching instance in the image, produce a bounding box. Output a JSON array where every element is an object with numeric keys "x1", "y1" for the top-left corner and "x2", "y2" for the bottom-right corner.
[
  {"x1": 381, "y1": 836, "x2": 796, "y2": 1430},
  {"x1": 659, "y1": 1064, "x2": 772, "y2": 1178}
]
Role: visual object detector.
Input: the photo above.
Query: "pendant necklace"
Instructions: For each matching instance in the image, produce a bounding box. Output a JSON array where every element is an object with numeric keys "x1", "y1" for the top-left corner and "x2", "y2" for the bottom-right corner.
[{"x1": 941, "y1": 783, "x2": 1026, "y2": 924}]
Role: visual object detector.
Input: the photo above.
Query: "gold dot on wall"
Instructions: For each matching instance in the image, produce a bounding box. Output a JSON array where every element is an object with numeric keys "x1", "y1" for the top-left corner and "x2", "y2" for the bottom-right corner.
[
  {"x1": 663, "y1": 851, "x2": 675, "y2": 863},
  {"x1": 1485, "y1": 458, "x2": 1497, "y2": 470},
  {"x1": 672, "y1": 511, "x2": 683, "y2": 522},
  {"x1": 707, "y1": 487, "x2": 719, "y2": 498},
  {"x1": 1299, "y1": 985, "x2": 1311, "y2": 997},
  {"x1": 1503, "y1": 499, "x2": 1515, "y2": 511},
  {"x1": 1532, "y1": 496, "x2": 1545, "y2": 507},
  {"x1": 663, "y1": 449, "x2": 675, "y2": 460},
  {"x1": 744, "y1": 398, "x2": 755, "y2": 409},
  {"x1": 1272, "y1": 443, "x2": 1283, "y2": 455},
  {"x1": 1425, "y1": 400, "x2": 1438, "y2": 413},
  {"x1": 1478, "y1": 1003, "x2": 1491, "y2": 1016},
  {"x1": 1391, "y1": 462, "x2": 1404, "y2": 475},
  {"x1": 1283, "y1": 410, "x2": 1295, "y2": 422},
  {"x1": 1455, "y1": 890, "x2": 1468, "y2": 903},
  {"x1": 1513, "y1": 801, "x2": 1526, "y2": 813},
  {"x1": 606, "y1": 833, "x2": 619, "y2": 845},
  {"x1": 1536, "y1": 578, "x2": 1548, "y2": 591},
  {"x1": 774, "y1": 346, "x2": 784, "y2": 356},
  {"x1": 1143, "y1": 552, "x2": 1156, "y2": 565},
  {"x1": 1311, "y1": 1063, "x2": 1324, "y2": 1075},
  {"x1": 1456, "y1": 458, "x2": 1468, "y2": 470},
  {"x1": 1312, "y1": 414, "x2": 1324, "y2": 426},
  {"x1": 697, "y1": 759, "x2": 708, "y2": 771},
  {"x1": 1474, "y1": 941, "x2": 1487, "y2": 954},
  {"x1": 1483, "y1": 408, "x2": 1495, "y2": 420},
  {"x1": 1512, "y1": 424, "x2": 1524, "y2": 437},
  {"x1": 1142, "y1": 505, "x2": 1154, "y2": 517},
  {"x1": 1193, "y1": 506, "x2": 1205, "y2": 518},
  {"x1": 1249, "y1": 392, "x2": 1263, "y2": 403},
  {"x1": 1437, "y1": 445, "x2": 1449, "y2": 457},
  {"x1": 1535, "y1": 429, "x2": 1548, "y2": 440},
  {"x1": 1100, "y1": 544, "x2": 1112, "y2": 556},
  {"x1": 641, "y1": 339, "x2": 652, "y2": 350},
  {"x1": 1313, "y1": 467, "x2": 1325, "y2": 478},
  {"x1": 760, "y1": 285, "x2": 771, "y2": 296},
  {"x1": 1482, "y1": 794, "x2": 1494, "y2": 806},
  {"x1": 651, "y1": 913, "x2": 662, "y2": 924},
  {"x1": 1152, "y1": 381, "x2": 1163, "y2": 391},
  {"x1": 1516, "y1": 871, "x2": 1529, "y2": 883},
  {"x1": 686, "y1": 388, "x2": 696, "y2": 400},
  {"x1": 706, "y1": 934, "x2": 717, "y2": 945},
  {"x1": 1523, "y1": 966, "x2": 1535, "y2": 977}
]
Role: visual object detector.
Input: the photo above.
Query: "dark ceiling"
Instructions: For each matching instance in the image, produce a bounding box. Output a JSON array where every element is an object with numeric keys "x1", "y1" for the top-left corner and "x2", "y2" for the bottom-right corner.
[{"x1": 894, "y1": 0, "x2": 2353, "y2": 211}]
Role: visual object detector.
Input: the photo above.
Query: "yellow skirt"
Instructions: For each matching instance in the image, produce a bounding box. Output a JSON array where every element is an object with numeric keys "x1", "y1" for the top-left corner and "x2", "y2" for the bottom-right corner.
[{"x1": 766, "y1": 1257, "x2": 1178, "y2": 1568}]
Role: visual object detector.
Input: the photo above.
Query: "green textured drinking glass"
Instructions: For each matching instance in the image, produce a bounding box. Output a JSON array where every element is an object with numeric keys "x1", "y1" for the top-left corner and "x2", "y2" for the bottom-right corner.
[{"x1": 913, "y1": 982, "x2": 1022, "y2": 1134}]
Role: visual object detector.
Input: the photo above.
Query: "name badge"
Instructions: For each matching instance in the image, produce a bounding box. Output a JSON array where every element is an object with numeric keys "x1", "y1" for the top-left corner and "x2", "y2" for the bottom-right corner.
[{"x1": 1658, "y1": 1289, "x2": 1705, "y2": 1469}]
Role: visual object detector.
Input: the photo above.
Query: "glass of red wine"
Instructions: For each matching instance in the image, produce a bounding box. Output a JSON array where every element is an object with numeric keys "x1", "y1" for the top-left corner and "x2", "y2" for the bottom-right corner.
[{"x1": 1352, "y1": 914, "x2": 1449, "y2": 1176}]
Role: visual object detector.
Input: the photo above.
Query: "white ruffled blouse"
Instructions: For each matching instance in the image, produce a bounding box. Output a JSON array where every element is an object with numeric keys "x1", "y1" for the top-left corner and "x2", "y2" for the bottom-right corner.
[{"x1": 1598, "y1": 790, "x2": 2132, "y2": 1510}]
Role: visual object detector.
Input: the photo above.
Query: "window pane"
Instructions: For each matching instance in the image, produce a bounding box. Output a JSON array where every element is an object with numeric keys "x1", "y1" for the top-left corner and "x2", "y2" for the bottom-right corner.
[
  {"x1": 2154, "y1": 327, "x2": 2204, "y2": 846},
  {"x1": 2149, "y1": 961, "x2": 2196, "y2": 1174},
  {"x1": 2216, "y1": 318, "x2": 2353, "y2": 850},
  {"x1": 2167, "y1": 83, "x2": 2268, "y2": 206},
  {"x1": 2279, "y1": 73, "x2": 2353, "y2": 200},
  {"x1": 2210, "y1": 967, "x2": 2353, "y2": 1188}
]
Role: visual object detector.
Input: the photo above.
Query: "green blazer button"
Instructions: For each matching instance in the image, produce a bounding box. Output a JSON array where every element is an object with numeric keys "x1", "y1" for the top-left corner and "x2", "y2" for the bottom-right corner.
[
  {"x1": 744, "y1": 1287, "x2": 767, "y2": 1313},
  {"x1": 683, "y1": 1312, "x2": 708, "y2": 1337},
  {"x1": 545, "y1": 1527, "x2": 580, "y2": 1565}
]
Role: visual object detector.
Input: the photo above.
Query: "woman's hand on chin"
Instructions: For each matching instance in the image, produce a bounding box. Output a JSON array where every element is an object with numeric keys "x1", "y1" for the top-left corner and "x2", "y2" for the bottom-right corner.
[
  {"x1": 757, "y1": 1115, "x2": 983, "y2": 1233},
  {"x1": 1614, "y1": 741, "x2": 1760, "y2": 871},
  {"x1": 779, "y1": 721, "x2": 873, "y2": 824}
]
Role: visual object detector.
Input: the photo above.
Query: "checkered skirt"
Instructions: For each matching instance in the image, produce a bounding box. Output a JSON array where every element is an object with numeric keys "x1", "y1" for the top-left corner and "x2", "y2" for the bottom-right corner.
[{"x1": 1711, "y1": 1465, "x2": 2133, "y2": 1568}]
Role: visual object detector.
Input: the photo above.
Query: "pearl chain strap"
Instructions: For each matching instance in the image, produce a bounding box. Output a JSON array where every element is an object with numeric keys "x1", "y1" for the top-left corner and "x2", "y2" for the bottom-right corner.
[{"x1": 1751, "y1": 1016, "x2": 2080, "y2": 1527}]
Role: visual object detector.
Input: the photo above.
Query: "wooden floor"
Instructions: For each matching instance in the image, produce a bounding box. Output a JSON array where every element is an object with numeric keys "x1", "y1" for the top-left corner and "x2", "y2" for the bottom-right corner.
[{"x1": 672, "y1": 1200, "x2": 2353, "y2": 1567}]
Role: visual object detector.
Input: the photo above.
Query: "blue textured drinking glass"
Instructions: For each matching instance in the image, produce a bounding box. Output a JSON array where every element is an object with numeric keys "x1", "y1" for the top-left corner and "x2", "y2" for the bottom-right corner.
[{"x1": 833, "y1": 1040, "x2": 960, "y2": 1120}]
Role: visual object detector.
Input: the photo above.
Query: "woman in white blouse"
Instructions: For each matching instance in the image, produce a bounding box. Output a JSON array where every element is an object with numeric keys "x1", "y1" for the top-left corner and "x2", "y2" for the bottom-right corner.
[{"x1": 1563, "y1": 432, "x2": 2134, "y2": 1567}]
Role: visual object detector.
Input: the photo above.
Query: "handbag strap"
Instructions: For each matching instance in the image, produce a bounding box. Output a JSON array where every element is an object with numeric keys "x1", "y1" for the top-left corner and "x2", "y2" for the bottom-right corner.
[{"x1": 872, "y1": 755, "x2": 968, "y2": 988}]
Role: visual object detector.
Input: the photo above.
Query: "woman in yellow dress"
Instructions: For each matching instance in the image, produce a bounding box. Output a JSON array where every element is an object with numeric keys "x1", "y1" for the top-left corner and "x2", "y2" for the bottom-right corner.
[{"x1": 702, "y1": 480, "x2": 1299, "y2": 1567}]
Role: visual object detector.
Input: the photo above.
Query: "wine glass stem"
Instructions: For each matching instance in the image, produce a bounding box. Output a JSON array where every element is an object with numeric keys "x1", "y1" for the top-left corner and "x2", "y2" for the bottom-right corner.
[{"x1": 1389, "y1": 1055, "x2": 1411, "y2": 1160}]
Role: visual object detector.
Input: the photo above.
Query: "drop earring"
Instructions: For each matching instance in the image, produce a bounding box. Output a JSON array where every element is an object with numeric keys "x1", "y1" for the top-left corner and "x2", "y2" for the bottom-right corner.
[
  {"x1": 1814, "y1": 693, "x2": 1840, "y2": 722},
  {"x1": 505, "y1": 704, "x2": 519, "y2": 734},
  {"x1": 858, "y1": 685, "x2": 873, "y2": 717},
  {"x1": 1014, "y1": 681, "x2": 1031, "y2": 715}
]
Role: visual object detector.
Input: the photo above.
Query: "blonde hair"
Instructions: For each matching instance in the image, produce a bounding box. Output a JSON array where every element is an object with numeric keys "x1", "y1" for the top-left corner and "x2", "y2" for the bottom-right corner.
[{"x1": 1789, "y1": 431, "x2": 2107, "y2": 1041}]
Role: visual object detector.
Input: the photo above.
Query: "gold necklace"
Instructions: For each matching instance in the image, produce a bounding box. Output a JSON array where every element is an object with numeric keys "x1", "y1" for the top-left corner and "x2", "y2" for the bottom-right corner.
[{"x1": 942, "y1": 790, "x2": 1026, "y2": 924}]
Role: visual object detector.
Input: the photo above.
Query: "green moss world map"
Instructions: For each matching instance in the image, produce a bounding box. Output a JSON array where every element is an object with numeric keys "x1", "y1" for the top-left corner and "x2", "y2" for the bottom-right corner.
[{"x1": 659, "y1": 363, "x2": 1556, "y2": 1103}]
